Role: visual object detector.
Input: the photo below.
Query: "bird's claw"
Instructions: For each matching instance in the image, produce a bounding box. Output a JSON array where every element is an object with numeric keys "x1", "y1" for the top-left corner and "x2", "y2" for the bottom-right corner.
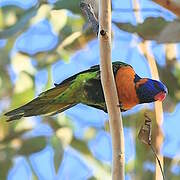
[{"x1": 117, "y1": 103, "x2": 123, "y2": 108}]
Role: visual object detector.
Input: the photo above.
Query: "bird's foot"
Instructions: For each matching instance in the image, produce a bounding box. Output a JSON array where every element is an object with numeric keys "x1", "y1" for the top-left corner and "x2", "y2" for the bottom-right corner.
[{"x1": 117, "y1": 103, "x2": 123, "y2": 108}]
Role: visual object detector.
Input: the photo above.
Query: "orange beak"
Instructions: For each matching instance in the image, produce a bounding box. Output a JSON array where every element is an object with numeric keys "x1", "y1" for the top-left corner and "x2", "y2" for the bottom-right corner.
[{"x1": 154, "y1": 91, "x2": 167, "y2": 102}]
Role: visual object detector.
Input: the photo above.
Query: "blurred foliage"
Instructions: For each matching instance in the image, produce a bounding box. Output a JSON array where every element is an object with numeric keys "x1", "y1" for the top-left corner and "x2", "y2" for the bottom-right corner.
[
  {"x1": 0, "y1": 5, "x2": 38, "y2": 38},
  {"x1": 115, "y1": 17, "x2": 180, "y2": 43},
  {"x1": 0, "y1": 0, "x2": 180, "y2": 180},
  {"x1": 54, "y1": 0, "x2": 81, "y2": 14}
]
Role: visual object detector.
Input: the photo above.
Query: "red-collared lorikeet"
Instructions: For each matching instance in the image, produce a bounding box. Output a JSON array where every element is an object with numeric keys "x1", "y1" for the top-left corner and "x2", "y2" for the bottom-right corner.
[{"x1": 5, "y1": 61, "x2": 167, "y2": 121}]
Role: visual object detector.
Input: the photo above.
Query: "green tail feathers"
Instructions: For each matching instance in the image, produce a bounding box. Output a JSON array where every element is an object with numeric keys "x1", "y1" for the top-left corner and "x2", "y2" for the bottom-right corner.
[{"x1": 5, "y1": 82, "x2": 76, "y2": 121}]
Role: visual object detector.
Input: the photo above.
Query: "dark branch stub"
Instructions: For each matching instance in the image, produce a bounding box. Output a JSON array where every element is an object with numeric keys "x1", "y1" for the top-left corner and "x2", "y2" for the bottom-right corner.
[
  {"x1": 100, "y1": 30, "x2": 106, "y2": 36},
  {"x1": 80, "y1": 1, "x2": 99, "y2": 35}
]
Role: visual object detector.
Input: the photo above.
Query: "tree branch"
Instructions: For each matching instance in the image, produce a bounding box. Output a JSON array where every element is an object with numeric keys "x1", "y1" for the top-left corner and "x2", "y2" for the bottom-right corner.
[
  {"x1": 133, "y1": 1, "x2": 165, "y2": 179},
  {"x1": 99, "y1": 0, "x2": 125, "y2": 179},
  {"x1": 152, "y1": 0, "x2": 180, "y2": 17},
  {"x1": 138, "y1": 41, "x2": 164, "y2": 180},
  {"x1": 80, "y1": 1, "x2": 125, "y2": 178}
]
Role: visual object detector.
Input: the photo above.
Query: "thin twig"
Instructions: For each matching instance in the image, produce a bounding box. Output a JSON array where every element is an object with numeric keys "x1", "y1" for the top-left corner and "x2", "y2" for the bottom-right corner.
[{"x1": 150, "y1": 145, "x2": 166, "y2": 180}]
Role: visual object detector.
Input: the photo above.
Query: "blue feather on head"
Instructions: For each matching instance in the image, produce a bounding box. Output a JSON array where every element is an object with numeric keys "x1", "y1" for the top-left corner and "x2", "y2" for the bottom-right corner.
[{"x1": 134, "y1": 74, "x2": 168, "y2": 103}]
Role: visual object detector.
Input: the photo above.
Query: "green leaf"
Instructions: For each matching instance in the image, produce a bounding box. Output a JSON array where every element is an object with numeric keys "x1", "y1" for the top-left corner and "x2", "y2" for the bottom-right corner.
[
  {"x1": 115, "y1": 17, "x2": 166, "y2": 40},
  {"x1": 0, "y1": 6, "x2": 38, "y2": 38},
  {"x1": 43, "y1": 117, "x2": 62, "y2": 131},
  {"x1": 115, "y1": 17, "x2": 180, "y2": 43},
  {"x1": 88, "y1": 176, "x2": 98, "y2": 180},
  {"x1": 70, "y1": 138, "x2": 91, "y2": 155},
  {"x1": 50, "y1": 136, "x2": 63, "y2": 172},
  {"x1": 0, "y1": 68, "x2": 12, "y2": 98},
  {"x1": 2, "y1": 129, "x2": 32, "y2": 144},
  {"x1": 136, "y1": 17, "x2": 167, "y2": 41},
  {"x1": 156, "y1": 20, "x2": 180, "y2": 43},
  {"x1": 0, "y1": 147, "x2": 15, "y2": 179},
  {"x1": 53, "y1": 0, "x2": 80, "y2": 14},
  {"x1": 17, "y1": 136, "x2": 46, "y2": 155},
  {"x1": 0, "y1": 159, "x2": 12, "y2": 180}
]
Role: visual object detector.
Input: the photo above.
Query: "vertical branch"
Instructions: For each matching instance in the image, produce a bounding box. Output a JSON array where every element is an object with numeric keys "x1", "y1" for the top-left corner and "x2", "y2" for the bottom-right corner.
[
  {"x1": 133, "y1": 1, "x2": 164, "y2": 179},
  {"x1": 138, "y1": 41, "x2": 164, "y2": 180},
  {"x1": 99, "y1": 0, "x2": 125, "y2": 179}
]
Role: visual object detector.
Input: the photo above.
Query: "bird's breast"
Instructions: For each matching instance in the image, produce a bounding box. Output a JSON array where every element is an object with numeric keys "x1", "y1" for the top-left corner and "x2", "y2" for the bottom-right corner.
[{"x1": 115, "y1": 66, "x2": 139, "y2": 110}]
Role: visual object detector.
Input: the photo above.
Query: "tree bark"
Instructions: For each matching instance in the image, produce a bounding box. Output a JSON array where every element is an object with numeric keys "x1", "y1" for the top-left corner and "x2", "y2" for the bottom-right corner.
[{"x1": 99, "y1": 0, "x2": 125, "y2": 179}]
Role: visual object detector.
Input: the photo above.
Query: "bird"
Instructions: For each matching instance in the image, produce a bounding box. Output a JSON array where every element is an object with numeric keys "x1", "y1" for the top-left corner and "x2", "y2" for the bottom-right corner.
[{"x1": 5, "y1": 61, "x2": 167, "y2": 121}]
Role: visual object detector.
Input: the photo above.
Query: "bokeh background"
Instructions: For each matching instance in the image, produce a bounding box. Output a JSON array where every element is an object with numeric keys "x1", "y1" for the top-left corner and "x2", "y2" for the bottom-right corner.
[{"x1": 0, "y1": 0, "x2": 180, "y2": 179}]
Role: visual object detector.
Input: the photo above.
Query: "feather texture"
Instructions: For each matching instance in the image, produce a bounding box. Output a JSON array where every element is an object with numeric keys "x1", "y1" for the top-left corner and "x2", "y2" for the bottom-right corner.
[{"x1": 5, "y1": 81, "x2": 75, "y2": 121}]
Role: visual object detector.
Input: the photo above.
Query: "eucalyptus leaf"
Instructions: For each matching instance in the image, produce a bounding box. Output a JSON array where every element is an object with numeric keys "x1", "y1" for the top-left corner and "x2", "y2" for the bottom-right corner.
[
  {"x1": 50, "y1": 136, "x2": 64, "y2": 172},
  {"x1": 53, "y1": 0, "x2": 80, "y2": 14},
  {"x1": 2, "y1": 129, "x2": 32, "y2": 144},
  {"x1": 115, "y1": 17, "x2": 180, "y2": 43},
  {"x1": 0, "y1": 6, "x2": 38, "y2": 38},
  {"x1": 0, "y1": 160, "x2": 12, "y2": 180},
  {"x1": 71, "y1": 138, "x2": 91, "y2": 155},
  {"x1": 157, "y1": 20, "x2": 180, "y2": 43},
  {"x1": 0, "y1": 68, "x2": 12, "y2": 97},
  {"x1": 88, "y1": 176, "x2": 98, "y2": 180},
  {"x1": 17, "y1": 136, "x2": 46, "y2": 155},
  {"x1": 43, "y1": 117, "x2": 62, "y2": 131}
]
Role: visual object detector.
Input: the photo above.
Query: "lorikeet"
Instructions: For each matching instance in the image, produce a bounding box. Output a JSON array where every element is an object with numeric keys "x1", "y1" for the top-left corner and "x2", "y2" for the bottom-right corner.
[{"x1": 5, "y1": 61, "x2": 167, "y2": 121}]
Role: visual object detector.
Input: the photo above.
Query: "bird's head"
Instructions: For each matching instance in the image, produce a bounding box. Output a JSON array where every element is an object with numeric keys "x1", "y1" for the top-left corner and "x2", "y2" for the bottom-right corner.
[{"x1": 135, "y1": 75, "x2": 168, "y2": 104}]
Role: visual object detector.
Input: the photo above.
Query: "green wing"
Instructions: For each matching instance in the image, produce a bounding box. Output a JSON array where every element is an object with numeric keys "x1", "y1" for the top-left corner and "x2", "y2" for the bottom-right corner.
[{"x1": 54, "y1": 61, "x2": 130, "y2": 112}]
